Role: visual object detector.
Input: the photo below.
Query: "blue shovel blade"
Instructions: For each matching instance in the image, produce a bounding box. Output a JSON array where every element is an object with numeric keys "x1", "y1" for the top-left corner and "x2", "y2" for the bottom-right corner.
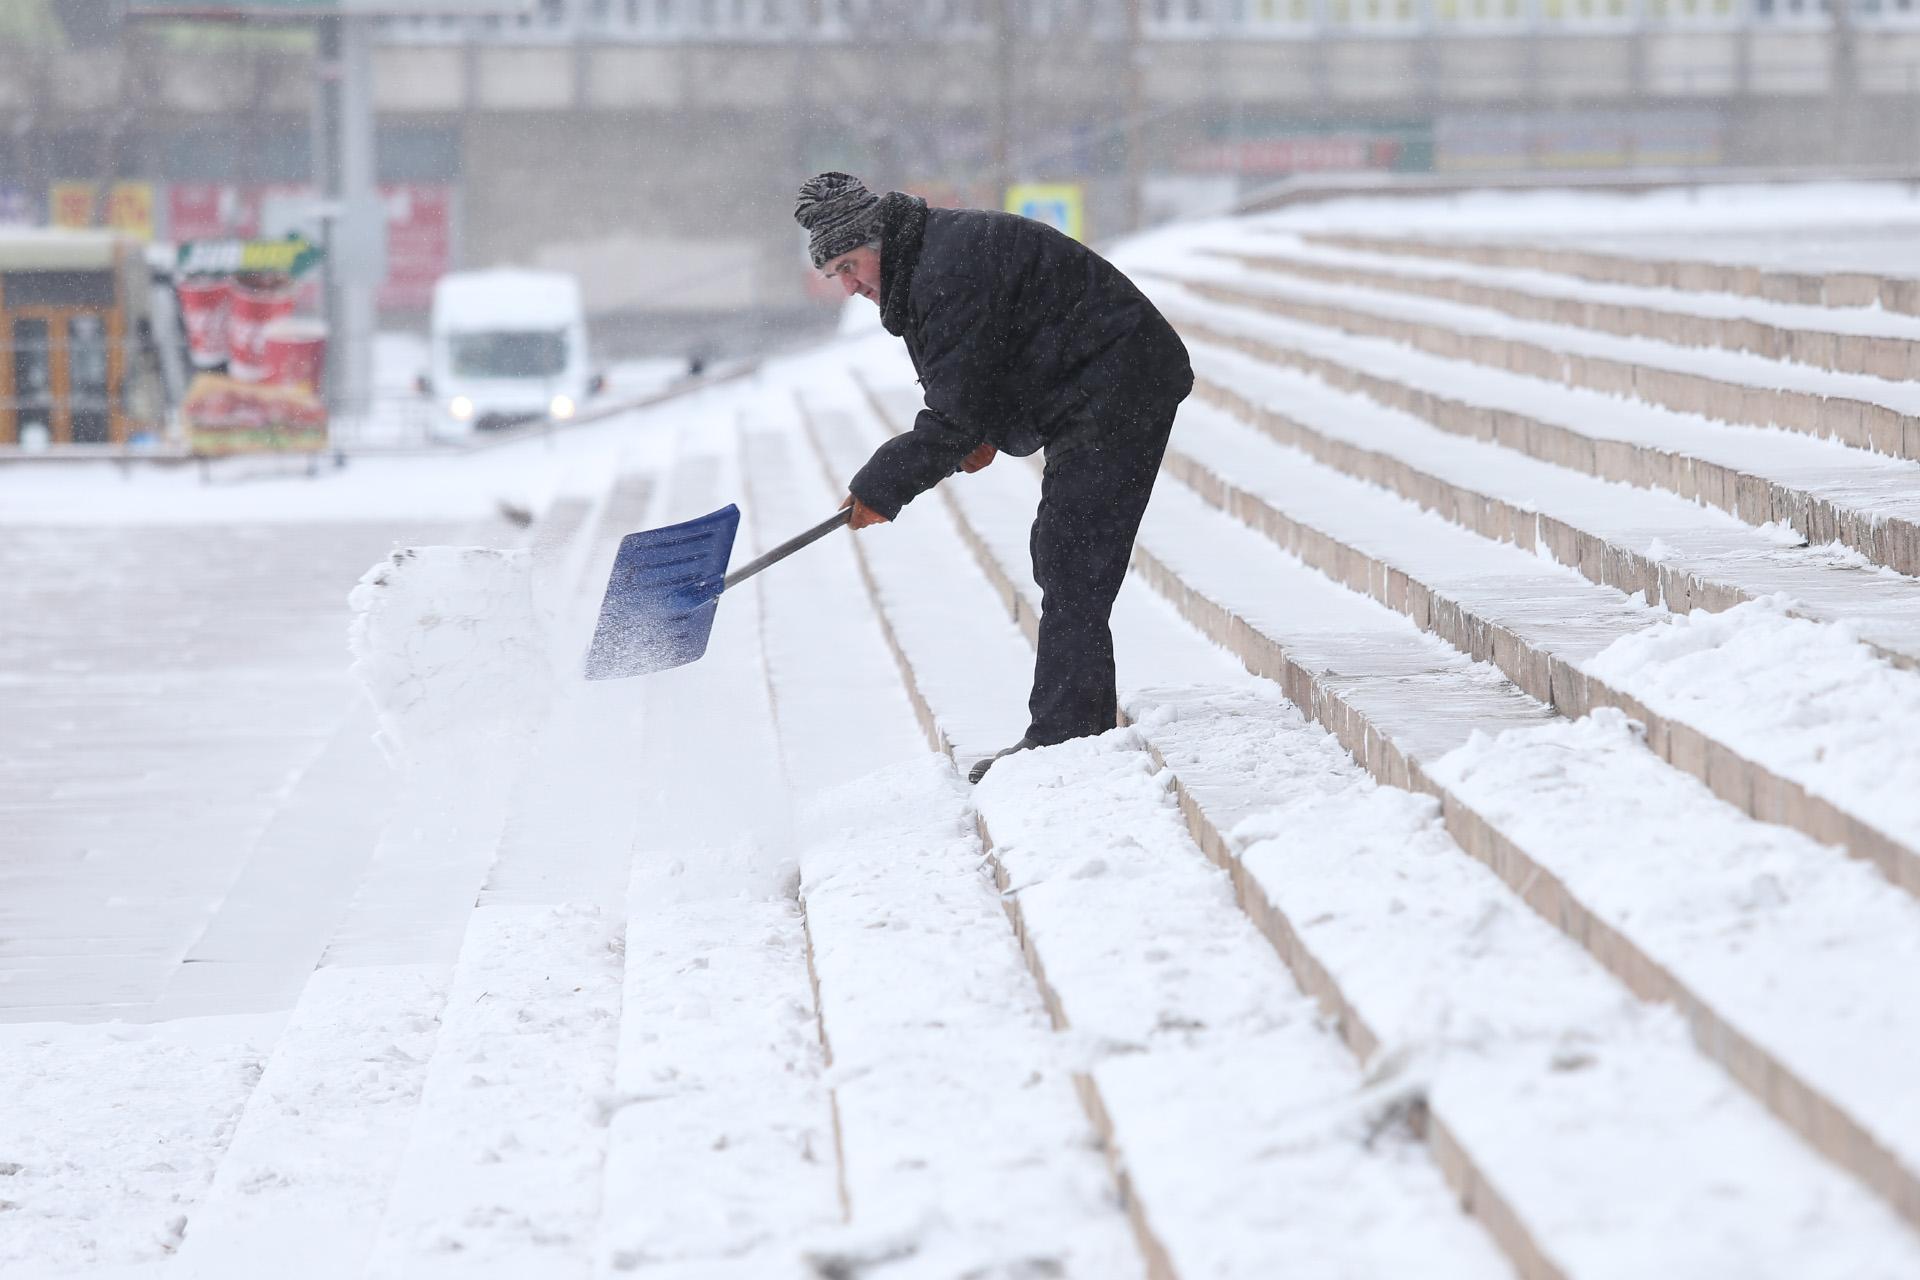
[{"x1": 583, "y1": 504, "x2": 741, "y2": 679}]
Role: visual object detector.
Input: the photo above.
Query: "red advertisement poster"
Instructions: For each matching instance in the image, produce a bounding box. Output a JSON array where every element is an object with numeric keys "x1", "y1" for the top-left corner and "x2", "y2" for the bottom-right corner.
[
  {"x1": 49, "y1": 182, "x2": 97, "y2": 229},
  {"x1": 166, "y1": 182, "x2": 306, "y2": 241},
  {"x1": 166, "y1": 182, "x2": 453, "y2": 313},
  {"x1": 380, "y1": 184, "x2": 451, "y2": 312},
  {"x1": 167, "y1": 182, "x2": 226, "y2": 240}
]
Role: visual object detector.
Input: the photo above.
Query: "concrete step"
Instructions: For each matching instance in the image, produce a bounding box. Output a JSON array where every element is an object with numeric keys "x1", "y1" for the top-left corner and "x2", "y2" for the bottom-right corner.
[
  {"x1": 147, "y1": 700, "x2": 397, "y2": 1021},
  {"x1": 1220, "y1": 235, "x2": 1920, "y2": 381},
  {"x1": 0, "y1": 1013, "x2": 279, "y2": 1271},
  {"x1": 1160, "y1": 256, "x2": 1920, "y2": 463},
  {"x1": 592, "y1": 427, "x2": 841, "y2": 1276},
  {"x1": 176, "y1": 467, "x2": 634, "y2": 1277},
  {"x1": 1302, "y1": 230, "x2": 1920, "y2": 319},
  {"x1": 1138, "y1": 677, "x2": 1920, "y2": 1280},
  {"x1": 850, "y1": 356, "x2": 1920, "y2": 1226},
  {"x1": 171, "y1": 965, "x2": 455, "y2": 1279},
  {"x1": 740, "y1": 421, "x2": 1146, "y2": 1277},
  {"x1": 480, "y1": 471, "x2": 651, "y2": 911},
  {"x1": 798, "y1": 385, "x2": 1510, "y2": 1278},
  {"x1": 1128, "y1": 468, "x2": 1920, "y2": 1238},
  {"x1": 359, "y1": 906, "x2": 624, "y2": 1279},
  {"x1": 176, "y1": 618, "x2": 563, "y2": 1272},
  {"x1": 357, "y1": 470, "x2": 655, "y2": 1277},
  {"x1": 1136, "y1": 275, "x2": 1920, "y2": 580},
  {"x1": 160, "y1": 477, "x2": 626, "y2": 1026},
  {"x1": 0, "y1": 516, "x2": 485, "y2": 1023},
  {"x1": 1185, "y1": 339, "x2": 1920, "y2": 673},
  {"x1": 177, "y1": 742, "x2": 543, "y2": 1270},
  {"x1": 1166, "y1": 383, "x2": 1920, "y2": 901},
  {"x1": 833, "y1": 363, "x2": 1920, "y2": 1276}
]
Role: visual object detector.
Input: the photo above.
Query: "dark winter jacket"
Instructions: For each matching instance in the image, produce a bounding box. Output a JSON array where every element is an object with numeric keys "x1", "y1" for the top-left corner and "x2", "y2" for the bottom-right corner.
[{"x1": 847, "y1": 193, "x2": 1193, "y2": 521}]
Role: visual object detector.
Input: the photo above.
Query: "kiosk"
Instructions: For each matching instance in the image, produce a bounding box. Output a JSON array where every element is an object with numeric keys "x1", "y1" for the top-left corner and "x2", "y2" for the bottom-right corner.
[{"x1": 0, "y1": 229, "x2": 164, "y2": 448}]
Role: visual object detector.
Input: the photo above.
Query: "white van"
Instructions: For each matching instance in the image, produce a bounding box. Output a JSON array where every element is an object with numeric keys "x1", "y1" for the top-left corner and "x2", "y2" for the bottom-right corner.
[{"x1": 424, "y1": 269, "x2": 599, "y2": 437}]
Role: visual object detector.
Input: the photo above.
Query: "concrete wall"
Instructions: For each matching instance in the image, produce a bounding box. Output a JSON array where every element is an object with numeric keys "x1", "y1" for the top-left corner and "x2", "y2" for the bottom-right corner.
[
  {"x1": 5, "y1": 25, "x2": 1918, "y2": 345},
  {"x1": 459, "y1": 110, "x2": 797, "y2": 314}
]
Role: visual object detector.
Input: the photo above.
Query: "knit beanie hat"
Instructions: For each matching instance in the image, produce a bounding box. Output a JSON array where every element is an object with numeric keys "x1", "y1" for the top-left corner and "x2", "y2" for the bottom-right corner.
[{"x1": 794, "y1": 172, "x2": 882, "y2": 268}]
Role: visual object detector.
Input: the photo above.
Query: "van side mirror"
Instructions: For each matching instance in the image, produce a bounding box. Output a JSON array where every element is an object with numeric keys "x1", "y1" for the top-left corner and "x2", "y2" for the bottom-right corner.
[
  {"x1": 588, "y1": 372, "x2": 606, "y2": 396},
  {"x1": 415, "y1": 373, "x2": 432, "y2": 398}
]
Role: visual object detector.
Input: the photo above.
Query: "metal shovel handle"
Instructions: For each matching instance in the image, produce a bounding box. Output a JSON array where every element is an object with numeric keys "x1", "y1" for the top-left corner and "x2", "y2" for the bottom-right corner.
[{"x1": 721, "y1": 507, "x2": 853, "y2": 592}]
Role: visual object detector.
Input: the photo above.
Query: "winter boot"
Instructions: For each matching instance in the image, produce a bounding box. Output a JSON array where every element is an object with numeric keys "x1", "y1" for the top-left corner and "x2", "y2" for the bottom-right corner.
[{"x1": 968, "y1": 737, "x2": 1039, "y2": 785}]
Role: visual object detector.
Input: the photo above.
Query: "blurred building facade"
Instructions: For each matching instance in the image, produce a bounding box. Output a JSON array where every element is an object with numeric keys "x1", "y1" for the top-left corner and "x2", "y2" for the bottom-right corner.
[{"x1": 4, "y1": 0, "x2": 1916, "y2": 351}]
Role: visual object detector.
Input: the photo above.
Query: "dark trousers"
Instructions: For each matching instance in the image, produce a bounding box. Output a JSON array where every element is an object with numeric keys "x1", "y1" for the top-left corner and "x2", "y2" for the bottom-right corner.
[{"x1": 1024, "y1": 395, "x2": 1178, "y2": 746}]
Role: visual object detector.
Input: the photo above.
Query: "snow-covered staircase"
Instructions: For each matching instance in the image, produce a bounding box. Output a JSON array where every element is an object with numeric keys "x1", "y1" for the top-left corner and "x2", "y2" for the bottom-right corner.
[
  {"x1": 827, "y1": 210, "x2": 1920, "y2": 1273},
  {"x1": 1125, "y1": 241, "x2": 1920, "y2": 894},
  {"x1": 20, "y1": 202, "x2": 1920, "y2": 1279},
  {"x1": 1148, "y1": 261, "x2": 1920, "y2": 582},
  {"x1": 1301, "y1": 229, "x2": 1920, "y2": 324},
  {"x1": 838, "y1": 355, "x2": 1920, "y2": 1276},
  {"x1": 1157, "y1": 242, "x2": 1920, "y2": 463},
  {"x1": 170, "y1": 474, "x2": 625, "y2": 1277}
]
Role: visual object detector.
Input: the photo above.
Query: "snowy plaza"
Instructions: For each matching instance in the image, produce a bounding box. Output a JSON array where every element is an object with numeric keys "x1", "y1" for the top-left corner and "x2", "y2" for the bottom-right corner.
[{"x1": 7, "y1": 184, "x2": 1920, "y2": 1276}]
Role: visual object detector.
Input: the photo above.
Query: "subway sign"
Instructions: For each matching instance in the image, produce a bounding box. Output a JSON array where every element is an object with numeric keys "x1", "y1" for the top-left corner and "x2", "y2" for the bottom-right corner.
[{"x1": 177, "y1": 236, "x2": 325, "y2": 279}]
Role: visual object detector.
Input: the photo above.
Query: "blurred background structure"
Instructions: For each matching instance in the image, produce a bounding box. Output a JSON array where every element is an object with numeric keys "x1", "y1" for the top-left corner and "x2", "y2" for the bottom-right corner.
[{"x1": 0, "y1": 0, "x2": 1915, "y2": 448}]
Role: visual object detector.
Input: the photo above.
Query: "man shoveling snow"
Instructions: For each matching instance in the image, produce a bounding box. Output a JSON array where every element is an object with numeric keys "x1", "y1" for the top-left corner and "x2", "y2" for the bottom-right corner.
[{"x1": 795, "y1": 172, "x2": 1194, "y2": 783}]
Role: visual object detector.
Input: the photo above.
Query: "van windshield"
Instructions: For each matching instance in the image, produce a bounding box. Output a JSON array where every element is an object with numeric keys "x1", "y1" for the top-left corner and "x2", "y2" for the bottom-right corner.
[{"x1": 449, "y1": 330, "x2": 567, "y2": 379}]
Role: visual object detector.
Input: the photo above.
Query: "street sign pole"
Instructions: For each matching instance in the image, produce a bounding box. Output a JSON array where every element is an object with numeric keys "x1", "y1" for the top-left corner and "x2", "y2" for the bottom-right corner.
[
  {"x1": 314, "y1": 14, "x2": 342, "y2": 436},
  {"x1": 336, "y1": 12, "x2": 380, "y2": 440},
  {"x1": 314, "y1": 11, "x2": 382, "y2": 444}
]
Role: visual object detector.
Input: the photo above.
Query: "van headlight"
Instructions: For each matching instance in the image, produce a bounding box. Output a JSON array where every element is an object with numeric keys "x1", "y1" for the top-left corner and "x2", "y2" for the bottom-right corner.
[
  {"x1": 549, "y1": 394, "x2": 576, "y2": 420},
  {"x1": 448, "y1": 395, "x2": 475, "y2": 421}
]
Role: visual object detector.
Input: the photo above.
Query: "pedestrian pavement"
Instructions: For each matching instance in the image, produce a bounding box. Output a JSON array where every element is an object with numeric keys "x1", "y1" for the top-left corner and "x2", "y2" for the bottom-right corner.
[{"x1": 0, "y1": 518, "x2": 488, "y2": 1022}]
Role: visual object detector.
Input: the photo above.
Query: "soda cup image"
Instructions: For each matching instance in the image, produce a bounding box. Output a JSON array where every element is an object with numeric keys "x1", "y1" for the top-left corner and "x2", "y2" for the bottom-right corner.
[
  {"x1": 227, "y1": 277, "x2": 296, "y2": 383},
  {"x1": 175, "y1": 276, "x2": 232, "y2": 370},
  {"x1": 262, "y1": 317, "x2": 329, "y2": 395}
]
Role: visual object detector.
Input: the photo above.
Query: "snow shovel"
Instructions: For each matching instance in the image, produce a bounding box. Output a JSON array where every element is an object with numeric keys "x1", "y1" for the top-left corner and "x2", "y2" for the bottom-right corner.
[{"x1": 582, "y1": 504, "x2": 852, "y2": 679}]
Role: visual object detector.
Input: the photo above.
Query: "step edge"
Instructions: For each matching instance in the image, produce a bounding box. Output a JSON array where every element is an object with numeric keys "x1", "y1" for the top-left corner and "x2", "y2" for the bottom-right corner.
[
  {"x1": 1176, "y1": 273, "x2": 1920, "y2": 464},
  {"x1": 1159, "y1": 433, "x2": 1920, "y2": 905},
  {"x1": 1298, "y1": 232, "x2": 1920, "y2": 320},
  {"x1": 1216, "y1": 247, "x2": 1920, "y2": 382},
  {"x1": 1174, "y1": 311, "x2": 1920, "y2": 580}
]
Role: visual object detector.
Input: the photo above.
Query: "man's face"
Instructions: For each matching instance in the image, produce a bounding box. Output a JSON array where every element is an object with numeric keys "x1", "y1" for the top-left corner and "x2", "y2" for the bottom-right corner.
[{"x1": 821, "y1": 245, "x2": 882, "y2": 305}]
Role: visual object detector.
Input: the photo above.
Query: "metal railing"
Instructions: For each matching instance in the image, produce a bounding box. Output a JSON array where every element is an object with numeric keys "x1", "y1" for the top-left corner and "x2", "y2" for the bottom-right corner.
[
  {"x1": 372, "y1": 0, "x2": 1920, "y2": 41},
  {"x1": 0, "y1": 337, "x2": 761, "y2": 460}
]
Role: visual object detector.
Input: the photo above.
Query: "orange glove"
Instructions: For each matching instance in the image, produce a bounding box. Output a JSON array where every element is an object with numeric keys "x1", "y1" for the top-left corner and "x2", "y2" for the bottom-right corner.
[
  {"x1": 839, "y1": 493, "x2": 890, "y2": 530},
  {"x1": 959, "y1": 443, "x2": 998, "y2": 474}
]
